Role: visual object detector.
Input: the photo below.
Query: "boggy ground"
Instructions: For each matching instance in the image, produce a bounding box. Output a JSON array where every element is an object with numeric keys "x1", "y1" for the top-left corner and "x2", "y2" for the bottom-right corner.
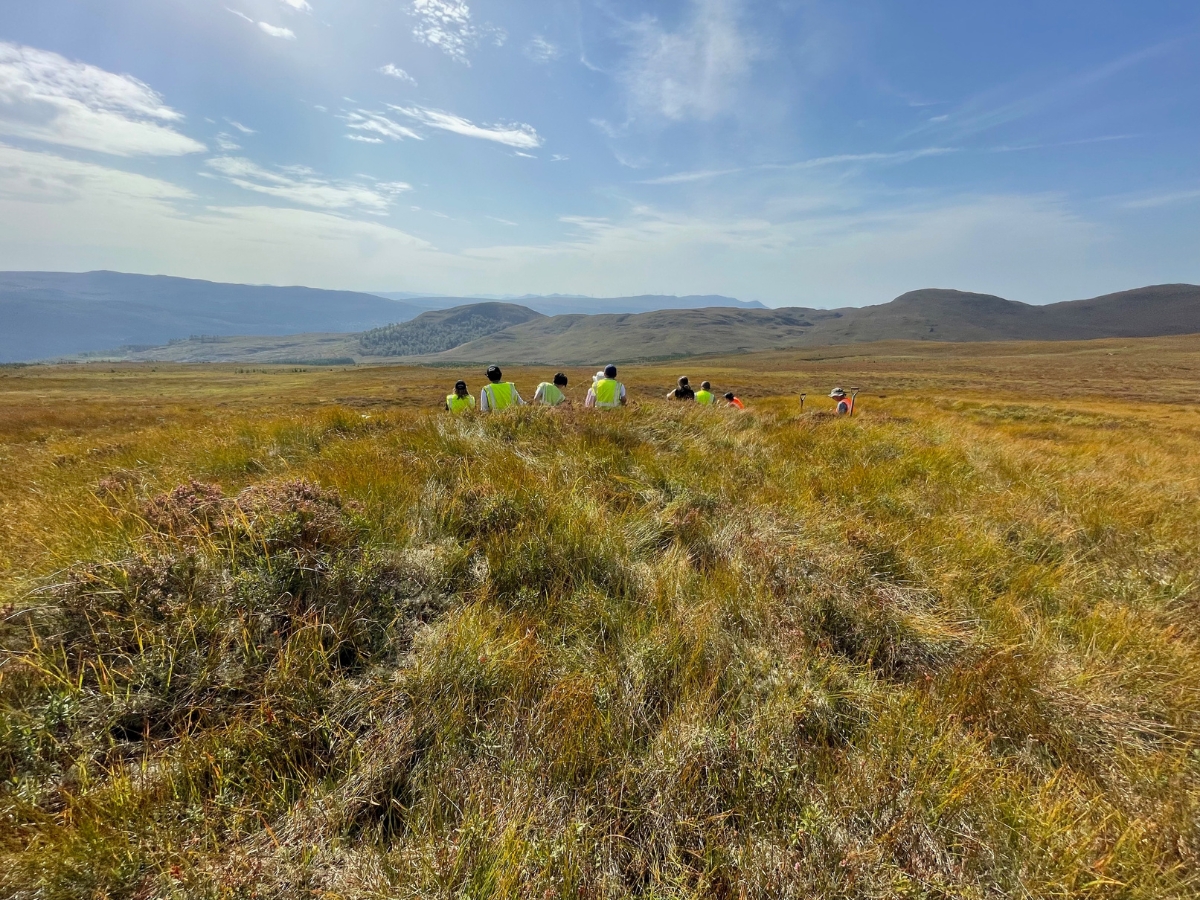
[{"x1": 1, "y1": 342, "x2": 1199, "y2": 898}]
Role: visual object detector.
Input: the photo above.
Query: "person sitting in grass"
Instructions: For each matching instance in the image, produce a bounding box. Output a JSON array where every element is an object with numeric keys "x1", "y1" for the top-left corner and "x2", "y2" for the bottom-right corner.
[
  {"x1": 695, "y1": 381, "x2": 715, "y2": 405},
  {"x1": 534, "y1": 373, "x2": 570, "y2": 407},
  {"x1": 586, "y1": 364, "x2": 627, "y2": 408},
  {"x1": 723, "y1": 391, "x2": 744, "y2": 410},
  {"x1": 480, "y1": 365, "x2": 524, "y2": 412},
  {"x1": 830, "y1": 387, "x2": 854, "y2": 415},
  {"x1": 445, "y1": 380, "x2": 476, "y2": 413},
  {"x1": 666, "y1": 376, "x2": 695, "y2": 401}
]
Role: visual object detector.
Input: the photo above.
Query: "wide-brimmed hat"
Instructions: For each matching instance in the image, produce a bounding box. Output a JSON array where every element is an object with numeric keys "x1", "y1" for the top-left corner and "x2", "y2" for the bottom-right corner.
[{"x1": 829, "y1": 387, "x2": 847, "y2": 398}]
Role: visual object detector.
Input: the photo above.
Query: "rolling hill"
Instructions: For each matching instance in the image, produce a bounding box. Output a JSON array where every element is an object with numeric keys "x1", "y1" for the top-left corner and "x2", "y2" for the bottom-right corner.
[
  {"x1": 0, "y1": 271, "x2": 425, "y2": 363},
  {"x1": 371, "y1": 292, "x2": 764, "y2": 316},
  {"x1": 358, "y1": 303, "x2": 545, "y2": 357},
  {"x1": 427, "y1": 284, "x2": 1200, "y2": 363}
]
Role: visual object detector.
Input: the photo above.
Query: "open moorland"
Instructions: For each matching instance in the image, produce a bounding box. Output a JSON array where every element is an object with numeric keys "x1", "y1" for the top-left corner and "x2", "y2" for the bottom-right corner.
[{"x1": 2, "y1": 334, "x2": 1200, "y2": 898}]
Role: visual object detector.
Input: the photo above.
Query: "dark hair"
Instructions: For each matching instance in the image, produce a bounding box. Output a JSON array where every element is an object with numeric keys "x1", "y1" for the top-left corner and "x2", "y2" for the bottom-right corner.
[
  {"x1": 554, "y1": 372, "x2": 568, "y2": 386},
  {"x1": 724, "y1": 392, "x2": 734, "y2": 400},
  {"x1": 678, "y1": 376, "x2": 689, "y2": 386},
  {"x1": 604, "y1": 364, "x2": 617, "y2": 378},
  {"x1": 701, "y1": 381, "x2": 711, "y2": 390},
  {"x1": 486, "y1": 365, "x2": 502, "y2": 382}
]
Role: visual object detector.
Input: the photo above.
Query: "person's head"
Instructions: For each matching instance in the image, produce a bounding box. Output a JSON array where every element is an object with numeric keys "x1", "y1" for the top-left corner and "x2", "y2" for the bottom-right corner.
[
  {"x1": 678, "y1": 376, "x2": 690, "y2": 387},
  {"x1": 454, "y1": 380, "x2": 468, "y2": 397},
  {"x1": 701, "y1": 381, "x2": 711, "y2": 391},
  {"x1": 554, "y1": 372, "x2": 568, "y2": 387},
  {"x1": 724, "y1": 392, "x2": 734, "y2": 401},
  {"x1": 829, "y1": 387, "x2": 846, "y2": 398},
  {"x1": 486, "y1": 365, "x2": 502, "y2": 383},
  {"x1": 604, "y1": 364, "x2": 617, "y2": 379}
]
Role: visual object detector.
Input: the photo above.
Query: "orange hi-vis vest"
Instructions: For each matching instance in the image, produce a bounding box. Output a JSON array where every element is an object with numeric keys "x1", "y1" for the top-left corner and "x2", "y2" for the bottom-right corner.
[{"x1": 835, "y1": 396, "x2": 853, "y2": 415}]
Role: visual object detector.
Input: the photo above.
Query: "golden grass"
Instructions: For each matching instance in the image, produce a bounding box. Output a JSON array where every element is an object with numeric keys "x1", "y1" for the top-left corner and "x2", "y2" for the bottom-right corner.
[{"x1": 1, "y1": 336, "x2": 1199, "y2": 897}]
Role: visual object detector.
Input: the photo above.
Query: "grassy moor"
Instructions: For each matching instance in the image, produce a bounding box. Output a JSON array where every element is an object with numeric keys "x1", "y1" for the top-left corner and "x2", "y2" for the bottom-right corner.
[{"x1": 2, "y1": 337, "x2": 1200, "y2": 898}]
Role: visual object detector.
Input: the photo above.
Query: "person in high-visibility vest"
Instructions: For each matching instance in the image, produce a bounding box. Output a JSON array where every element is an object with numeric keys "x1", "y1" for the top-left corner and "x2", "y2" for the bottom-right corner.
[
  {"x1": 830, "y1": 387, "x2": 854, "y2": 415},
  {"x1": 445, "y1": 380, "x2": 476, "y2": 413},
  {"x1": 534, "y1": 372, "x2": 570, "y2": 406},
  {"x1": 723, "y1": 391, "x2": 744, "y2": 410},
  {"x1": 695, "y1": 381, "x2": 715, "y2": 405},
  {"x1": 480, "y1": 365, "x2": 525, "y2": 412},
  {"x1": 585, "y1": 364, "x2": 627, "y2": 408}
]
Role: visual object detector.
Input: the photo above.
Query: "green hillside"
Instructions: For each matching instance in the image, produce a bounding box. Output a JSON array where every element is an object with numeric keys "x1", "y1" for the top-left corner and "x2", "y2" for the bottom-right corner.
[{"x1": 358, "y1": 303, "x2": 545, "y2": 358}]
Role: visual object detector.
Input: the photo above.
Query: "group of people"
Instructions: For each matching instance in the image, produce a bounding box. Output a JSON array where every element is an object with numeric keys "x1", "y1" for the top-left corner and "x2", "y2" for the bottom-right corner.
[
  {"x1": 445, "y1": 364, "x2": 629, "y2": 413},
  {"x1": 445, "y1": 365, "x2": 855, "y2": 416},
  {"x1": 665, "y1": 375, "x2": 743, "y2": 409}
]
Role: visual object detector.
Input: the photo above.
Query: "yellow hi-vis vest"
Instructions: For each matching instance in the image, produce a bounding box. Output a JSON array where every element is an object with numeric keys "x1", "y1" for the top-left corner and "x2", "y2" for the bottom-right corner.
[
  {"x1": 594, "y1": 378, "x2": 623, "y2": 408},
  {"x1": 485, "y1": 381, "x2": 515, "y2": 411},
  {"x1": 446, "y1": 393, "x2": 475, "y2": 413},
  {"x1": 538, "y1": 382, "x2": 565, "y2": 406},
  {"x1": 695, "y1": 390, "x2": 714, "y2": 405}
]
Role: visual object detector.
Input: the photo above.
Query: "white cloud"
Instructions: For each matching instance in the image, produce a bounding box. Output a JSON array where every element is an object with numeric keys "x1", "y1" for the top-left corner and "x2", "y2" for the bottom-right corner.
[
  {"x1": 214, "y1": 133, "x2": 241, "y2": 152},
  {"x1": 3, "y1": 142, "x2": 1183, "y2": 305},
  {"x1": 343, "y1": 110, "x2": 424, "y2": 142},
  {"x1": 407, "y1": 0, "x2": 505, "y2": 64},
  {"x1": 379, "y1": 64, "x2": 417, "y2": 85},
  {"x1": 525, "y1": 36, "x2": 561, "y2": 63},
  {"x1": 258, "y1": 23, "x2": 297, "y2": 40},
  {"x1": 230, "y1": 8, "x2": 296, "y2": 40},
  {"x1": 387, "y1": 105, "x2": 542, "y2": 148},
  {"x1": 0, "y1": 143, "x2": 193, "y2": 205},
  {"x1": 410, "y1": 0, "x2": 476, "y2": 63},
  {"x1": 620, "y1": 0, "x2": 758, "y2": 122},
  {"x1": 0, "y1": 41, "x2": 204, "y2": 157},
  {"x1": 205, "y1": 156, "x2": 410, "y2": 213},
  {"x1": 226, "y1": 119, "x2": 255, "y2": 134},
  {"x1": 279, "y1": 0, "x2": 312, "y2": 11},
  {"x1": 346, "y1": 134, "x2": 384, "y2": 144},
  {"x1": 551, "y1": 154, "x2": 569, "y2": 162}
]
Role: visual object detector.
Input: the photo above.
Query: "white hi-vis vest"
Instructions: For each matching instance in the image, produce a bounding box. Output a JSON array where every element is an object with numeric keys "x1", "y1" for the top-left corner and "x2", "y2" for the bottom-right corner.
[{"x1": 594, "y1": 378, "x2": 624, "y2": 408}]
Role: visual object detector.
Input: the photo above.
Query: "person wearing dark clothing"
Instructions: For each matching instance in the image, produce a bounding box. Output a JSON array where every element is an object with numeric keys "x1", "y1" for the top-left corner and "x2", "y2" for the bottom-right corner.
[{"x1": 667, "y1": 376, "x2": 696, "y2": 401}]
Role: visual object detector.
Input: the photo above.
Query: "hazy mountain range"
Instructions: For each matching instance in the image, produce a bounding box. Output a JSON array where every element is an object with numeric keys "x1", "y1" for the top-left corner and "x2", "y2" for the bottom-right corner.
[
  {"x1": 53, "y1": 283, "x2": 1200, "y2": 366},
  {"x1": 0, "y1": 271, "x2": 755, "y2": 362}
]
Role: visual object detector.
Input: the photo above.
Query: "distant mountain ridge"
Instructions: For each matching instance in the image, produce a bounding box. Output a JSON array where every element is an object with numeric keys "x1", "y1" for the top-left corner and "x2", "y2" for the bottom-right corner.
[
  {"x1": 10, "y1": 273, "x2": 1200, "y2": 364},
  {"x1": 373, "y1": 293, "x2": 764, "y2": 317},
  {"x1": 424, "y1": 285, "x2": 1200, "y2": 364},
  {"x1": 0, "y1": 271, "x2": 425, "y2": 363}
]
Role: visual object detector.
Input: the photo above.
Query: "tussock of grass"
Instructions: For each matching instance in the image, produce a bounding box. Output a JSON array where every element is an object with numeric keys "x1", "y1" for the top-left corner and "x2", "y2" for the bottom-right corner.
[{"x1": 2, "y1": 394, "x2": 1199, "y2": 898}]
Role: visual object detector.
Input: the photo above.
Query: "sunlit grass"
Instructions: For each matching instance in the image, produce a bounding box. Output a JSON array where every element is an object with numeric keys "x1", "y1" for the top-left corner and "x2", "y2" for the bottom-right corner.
[{"x1": 1, "y1": 352, "x2": 1199, "y2": 898}]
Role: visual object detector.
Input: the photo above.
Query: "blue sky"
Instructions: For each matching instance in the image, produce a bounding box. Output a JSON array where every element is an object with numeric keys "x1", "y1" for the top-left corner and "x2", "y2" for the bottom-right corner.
[{"x1": 0, "y1": 1, "x2": 1197, "y2": 306}]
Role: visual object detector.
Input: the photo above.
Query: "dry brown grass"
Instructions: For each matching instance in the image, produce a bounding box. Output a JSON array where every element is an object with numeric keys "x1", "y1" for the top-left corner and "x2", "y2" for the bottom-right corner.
[{"x1": 1, "y1": 336, "x2": 1199, "y2": 898}]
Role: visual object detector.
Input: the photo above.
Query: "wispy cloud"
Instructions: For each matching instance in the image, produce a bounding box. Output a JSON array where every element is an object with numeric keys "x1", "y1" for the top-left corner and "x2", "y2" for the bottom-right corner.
[
  {"x1": 1120, "y1": 187, "x2": 1200, "y2": 209},
  {"x1": 911, "y1": 35, "x2": 1188, "y2": 142},
  {"x1": 346, "y1": 134, "x2": 384, "y2": 144},
  {"x1": 379, "y1": 63, "x2": 417, "y2": 85},
  {"x1": 259, "y1": 23, "x2": 296, "y2": 40},
  {"x1": 279, "y1": 0, "x2": 312, "y2": 11},
  {"x1": 407, "y1": 1, "x2": 504, "y2": 65},
  {"x1": 354, "y1": 105, "x2": 543, "y2": 149},
  {"x1": 204, "y1": 156, "x2": 410, "y2": 213},
  {"x1": 214, "y1": 132, "x2": 241, "y2": 152},
  {"x1": 226, "y1": 119, "x2": 255, "y2": 134},
  {"x1": 343, "y1": 110, "x2": 424, "y2": 142},
  {"x1": 639, "y1": 148, "x2": 958, "y2": 184},
  {"x1": 525, "y1": 36, "x2": 561, "y2": 63},
  {"x1": 638, "y1": 167, "x2": 742, "y2": 185},
  {"x1": 229, "y1": 8, "x2": 296, "y2": 40},
  {"x1": 0, "y1": 41, "x2": 204, "y2": 156},
  {"x1": 620, "y1": 0, "x2": 758, "y2": 122}
]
